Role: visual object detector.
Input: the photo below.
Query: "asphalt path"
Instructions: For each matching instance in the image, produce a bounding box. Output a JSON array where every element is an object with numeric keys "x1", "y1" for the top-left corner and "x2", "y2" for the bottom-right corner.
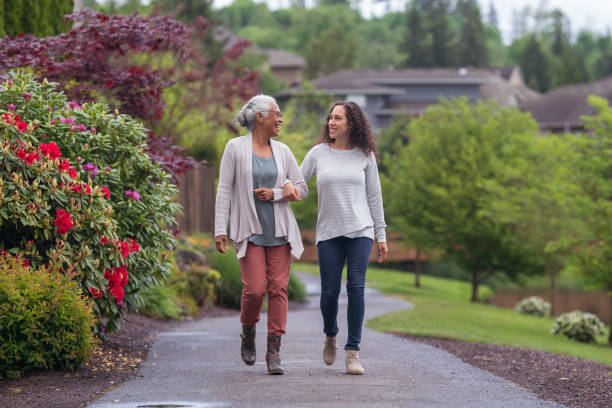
[{"x1": 88, "y1": 271, "x2": 563, "y2": 408}]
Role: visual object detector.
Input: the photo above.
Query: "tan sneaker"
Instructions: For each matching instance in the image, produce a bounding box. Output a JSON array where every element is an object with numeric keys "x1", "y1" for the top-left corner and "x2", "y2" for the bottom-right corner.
[
  {"x1": 322, "y1": 335, "x2": 337, "y2": 365},
  {"x1": 345, "y1": 350, "x2": 364, "y2": 375}
]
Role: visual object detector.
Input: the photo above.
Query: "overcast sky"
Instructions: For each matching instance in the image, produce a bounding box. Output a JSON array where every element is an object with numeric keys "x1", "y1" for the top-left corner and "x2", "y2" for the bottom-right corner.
[{"x1": 211, "y1": 0, "x2": 612, "y2": 43}]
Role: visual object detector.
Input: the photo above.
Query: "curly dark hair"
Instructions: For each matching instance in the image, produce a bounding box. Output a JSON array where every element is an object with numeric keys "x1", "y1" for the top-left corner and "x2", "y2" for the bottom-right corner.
[{"x1": 317, "y1": 101, "x2": 378, "y2": 159}]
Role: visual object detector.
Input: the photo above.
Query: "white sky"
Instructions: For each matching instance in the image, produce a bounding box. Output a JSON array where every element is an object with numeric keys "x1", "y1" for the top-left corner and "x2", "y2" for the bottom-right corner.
[{"x1": 211, "y1": 0, "x2": 612, "y2": 43}]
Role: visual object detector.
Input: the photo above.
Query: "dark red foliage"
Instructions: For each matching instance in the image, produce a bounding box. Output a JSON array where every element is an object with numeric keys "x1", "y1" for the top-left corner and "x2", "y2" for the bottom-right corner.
[
  {"x1": 0, "y1": 9, "x2": 260, "y2": 179},
  {"x1": 0, "y1": 9, "x2": 192, "y2": 123},
  {"x1": 145, "y1": 134, "x2": 199, "y2": 184}
]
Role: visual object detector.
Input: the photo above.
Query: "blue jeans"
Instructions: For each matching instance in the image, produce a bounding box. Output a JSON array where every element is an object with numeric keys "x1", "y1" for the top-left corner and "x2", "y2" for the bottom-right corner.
[{"x1": 317, "y1": 236, "x2": 373, "y2": 351}]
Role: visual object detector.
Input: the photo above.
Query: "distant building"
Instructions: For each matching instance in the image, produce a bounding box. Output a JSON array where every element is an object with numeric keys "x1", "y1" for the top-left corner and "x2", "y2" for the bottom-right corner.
[
  {"x1": 262, "y1": 49, "x2": 305, "y2": 87},
  {"x1": 278, "y1": 66, "x2": 538, "y2": 130},
  {"x1": 213, "y1": 26, "x2": 305, "y2": 88},
  {"x1": 520, "y1": 75, "x2": 612, "y2": 133}
]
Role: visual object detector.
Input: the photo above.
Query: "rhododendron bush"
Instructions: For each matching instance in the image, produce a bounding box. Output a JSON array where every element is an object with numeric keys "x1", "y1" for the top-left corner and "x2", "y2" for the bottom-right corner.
[{"x1": 0, "y1": 72, "x2": 181, "y2": 333}]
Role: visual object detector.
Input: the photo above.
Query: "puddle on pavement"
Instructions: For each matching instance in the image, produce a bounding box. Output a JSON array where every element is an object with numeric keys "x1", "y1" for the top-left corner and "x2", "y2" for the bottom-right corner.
[{"x1": 138, "y1": 406, "x2": 192, "y2": 408}]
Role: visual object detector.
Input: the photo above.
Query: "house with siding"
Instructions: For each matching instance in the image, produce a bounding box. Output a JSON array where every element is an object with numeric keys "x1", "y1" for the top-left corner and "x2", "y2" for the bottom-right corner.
[{"x1": 277, "y1": 66, "x2": 539, "y2": 130}]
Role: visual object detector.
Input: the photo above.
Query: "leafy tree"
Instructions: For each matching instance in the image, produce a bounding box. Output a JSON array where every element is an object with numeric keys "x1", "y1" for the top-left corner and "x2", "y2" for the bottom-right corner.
[
  {"x1": 304, "y1": 23, "x2": 356, "y2": 79},
  {"x1": 483, "y1": 134, "x2": 585, "y2": 313},
  {"x1": 570, "y1": 96, "x2": 612, "y2": 344},
  {"x1": 385, "y1": 98, "x2": 542, "y2": 301},
  {"x1": 154, "y1": 0, "x2": 214, "y2": 22}
]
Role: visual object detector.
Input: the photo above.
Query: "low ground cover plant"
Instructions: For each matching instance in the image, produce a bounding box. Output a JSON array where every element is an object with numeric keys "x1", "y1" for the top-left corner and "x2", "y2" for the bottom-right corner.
[
  {"x1": 514, "y1": 296, "x2": 552, "y2": 317},
  {"x1": 552, "y1": 311, "x2": 606, "y2": 343}
]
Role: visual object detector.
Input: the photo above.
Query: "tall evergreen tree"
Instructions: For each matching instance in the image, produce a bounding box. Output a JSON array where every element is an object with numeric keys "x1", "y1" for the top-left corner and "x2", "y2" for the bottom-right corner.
[
  {"x1": 429, "y1": 0, "x2": 452, "y2": 67},
  {"x1": 457, "y1": 0, "x2": 488, "y2": 67},
  {"x1": 4, "y1": 0, "x2": 24, "y2": 36},
  {"x1": 487, "y1": 1, "x2": 498, "y2": 28},
  {"x1": 519, "y1": 34, "x2": 551, "y2": 92},
  {"x1": 550, "y1": 9, "x2": 570, "y2": 57},
  {"x1": 0, "y1": 0, "x2": 4, "y2": 36},
  {"x1": 402, "y1": 2, "x2": 430, "y2": 67}
]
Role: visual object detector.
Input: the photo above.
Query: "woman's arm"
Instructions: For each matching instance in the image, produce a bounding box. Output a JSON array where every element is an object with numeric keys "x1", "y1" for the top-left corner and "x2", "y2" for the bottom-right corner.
[
  {"x1": 365, "y1": 153, "x2": 387, "y2": 243},
  {"x1": 273, "y1": 146, "x2": 309, "y2": 202},
  {"x1": 214, "y1": 141, "x2": 235, "y2": 239}
]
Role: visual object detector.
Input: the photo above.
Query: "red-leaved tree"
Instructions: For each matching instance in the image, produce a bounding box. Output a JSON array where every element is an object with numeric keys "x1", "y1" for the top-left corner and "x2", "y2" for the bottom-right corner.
[{"x1": 0, "y1": 8, "x2": 259, "y2": 179}]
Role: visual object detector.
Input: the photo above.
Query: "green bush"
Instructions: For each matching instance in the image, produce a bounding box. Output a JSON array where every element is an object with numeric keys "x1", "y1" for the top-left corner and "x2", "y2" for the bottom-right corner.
[
  {"x1": 0, "y1": 71, "x2": 182, "y2": 332},
  {"x1": 288, "y1": 272, "x2": 306, "y2": 302},
  {"x1": 211, "y1": 247, "x2": 243, "y2": 309},
  {"x1": 552, "y1": 310, "x2": 606, "y2": 343},
  {"x1": 0, "y1": 253, "x2": 95, "y2": 379},
  {"x1": 514, "y1": 296, "x2": 551, "y2": 317},
  {"x1": 138, "y1": 285, "x2": 185, "y2": 320}
]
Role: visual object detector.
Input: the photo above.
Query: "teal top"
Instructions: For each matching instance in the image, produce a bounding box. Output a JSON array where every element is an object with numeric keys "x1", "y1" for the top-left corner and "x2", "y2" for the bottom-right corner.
[{"x1": 249, "y1": 153, "x2": 288, "y2": 247}]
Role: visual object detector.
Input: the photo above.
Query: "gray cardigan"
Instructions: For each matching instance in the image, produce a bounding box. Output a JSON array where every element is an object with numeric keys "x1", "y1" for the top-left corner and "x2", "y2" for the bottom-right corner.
[{"x1": 214, "y1": 134, "x2": 307, "y2": 259}]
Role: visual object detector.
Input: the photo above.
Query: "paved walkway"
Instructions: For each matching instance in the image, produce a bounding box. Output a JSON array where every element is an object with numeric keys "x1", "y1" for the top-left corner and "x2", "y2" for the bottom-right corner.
[{"x1": 89, "y1": 272, "x2": 563, "y2": 408}]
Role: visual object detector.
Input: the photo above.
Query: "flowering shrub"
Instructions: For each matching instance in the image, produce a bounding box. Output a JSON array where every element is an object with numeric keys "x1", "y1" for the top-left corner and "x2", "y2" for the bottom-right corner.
[
  {"x1": 551, "y1": 311, "x2": 606, "y2": 343},
  {"x1": 0, "y1": 72, "x2": 179, "y2": 332},
  {"x1": 514, "y1": 296, "x2": 552, "y2": 317},
  {"x1": 0, "y1": 253, "x2": 95, "y2": 379}
]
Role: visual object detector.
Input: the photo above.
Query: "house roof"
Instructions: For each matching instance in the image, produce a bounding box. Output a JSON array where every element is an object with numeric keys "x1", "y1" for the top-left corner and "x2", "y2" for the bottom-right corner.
[
  {"x1": 279, "y1": 68, "x2": 515, "y2": 97},
  {"x1": 264, "y1": 49, "x2": 305, "y2": 69},
  {"x1": 520, "y1": 75, "x2": 612, "y2": 129}
]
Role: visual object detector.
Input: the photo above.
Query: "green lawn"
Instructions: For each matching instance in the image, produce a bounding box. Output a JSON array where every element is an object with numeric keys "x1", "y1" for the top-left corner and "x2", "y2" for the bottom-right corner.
[{"x1": 292, "y1": 262, "x2": 612, "y2": 366}]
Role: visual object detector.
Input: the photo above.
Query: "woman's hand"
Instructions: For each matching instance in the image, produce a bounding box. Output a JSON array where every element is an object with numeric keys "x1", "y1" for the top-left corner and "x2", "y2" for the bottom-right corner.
[
  {"x1": 376, "y1": 242, "x2": 388, "y2": 263},
  {"x1": 215, "y1": 235, "x2": 228, "y2": 254},
  {"x1": 283, "y1": 182, "x2": 301, "y2": 201},
  {"x1": 254, "y1": 187, "x2": 274, "y2": 201}
]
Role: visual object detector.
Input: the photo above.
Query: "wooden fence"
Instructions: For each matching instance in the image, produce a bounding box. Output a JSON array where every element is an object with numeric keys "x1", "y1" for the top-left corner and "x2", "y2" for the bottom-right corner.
[{"x1": 177, "y1": 166, "x2": 216, "y2": 235}]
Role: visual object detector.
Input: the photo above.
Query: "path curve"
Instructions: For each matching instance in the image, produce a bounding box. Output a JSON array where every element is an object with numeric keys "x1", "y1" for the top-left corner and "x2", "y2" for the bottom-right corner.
[{"x1": 89, "y1": 271, "x2": 563, "y2": 408}]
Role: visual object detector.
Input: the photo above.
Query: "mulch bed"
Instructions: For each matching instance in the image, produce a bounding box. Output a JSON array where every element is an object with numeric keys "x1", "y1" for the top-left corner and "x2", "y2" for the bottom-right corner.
[
  {"x1": 396, "y1": 334, "x2": 612, "y2": 408},
  {"x1": 0, "y1": 306, "x2": 238, "y2": 408}
]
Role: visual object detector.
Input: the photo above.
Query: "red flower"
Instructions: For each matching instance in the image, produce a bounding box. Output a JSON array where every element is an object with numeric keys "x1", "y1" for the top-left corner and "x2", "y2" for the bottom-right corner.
[
  {"x1": 100, "y1": 186, "x2": 110, "y2": 199},
  {"x1": 110, "y1": 286, "x2": 124, "y2": 303},
  {"x1": 91, "y1": 288, "x2": 103, "y2": 298},
  {"x1": 25, "y1": 153, "x2": 40, "y2": 165},
  {"x1": 54, "y1": 209, "x2": 73, "y2": 234},
  {"x1": 69, "y1": 168, "x2": 77, "y2": 179},
  {"x1": 101, "y1": 236, "x2": 108, "y2": 245},
  {"x1": 17, "y1": 121, "x2": 28, "y2": 132},
  {"x1": 40, "y1": 142, "x2": 62, "y2": 159},
  {"x1": 58, "y1": 159, "x2": 70, "y2": 171},
  {"x1": 130, "y1": 239, "x2": 140, "y2": 253},
  {"x1": 22, "y1": 259, "x2": 30, "y2": 267},
  {"x1": 120, "y1": 241, "x2": 130, "y2": 258},
  {"x1": 16, "y1": 149, "x2": 27, "y2": 160}
]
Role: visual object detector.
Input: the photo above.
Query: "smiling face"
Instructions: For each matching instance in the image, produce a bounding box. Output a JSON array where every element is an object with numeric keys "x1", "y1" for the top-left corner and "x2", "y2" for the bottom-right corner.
[
  {"x1": 327, "y1": 105, "x2": 349, "y2": 140},
  {"x1": 257, "y1": 102, "x2": 283, "y2": 137}
]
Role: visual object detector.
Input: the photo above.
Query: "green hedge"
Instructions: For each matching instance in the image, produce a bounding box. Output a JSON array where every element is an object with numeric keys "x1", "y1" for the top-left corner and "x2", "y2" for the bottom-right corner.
[{"x1": 0, "y1": 253, "x2": 94, "y2": 379}]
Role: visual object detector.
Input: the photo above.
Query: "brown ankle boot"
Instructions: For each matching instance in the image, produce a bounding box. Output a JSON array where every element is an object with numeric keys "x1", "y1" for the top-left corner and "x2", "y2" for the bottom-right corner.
[
  {"x1": 240, "y1": 324, "x2": 256, "y2": 365},
  {"x1": 266, "y1": 334, "x2": 284, "y2": 375}
]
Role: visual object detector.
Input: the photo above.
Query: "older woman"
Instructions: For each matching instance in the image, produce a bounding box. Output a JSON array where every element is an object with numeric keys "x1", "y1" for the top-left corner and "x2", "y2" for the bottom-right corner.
[
  {"x1": 214, "y1": 95, "x2": 306, "y2": 375},
  {"x1": 300, "y1": 101, "x2": 388, "y2": 375}
]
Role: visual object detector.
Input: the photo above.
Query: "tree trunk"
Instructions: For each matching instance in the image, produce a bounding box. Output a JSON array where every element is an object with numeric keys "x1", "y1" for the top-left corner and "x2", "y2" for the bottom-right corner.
[
  {"x1": 414, "y1": 248, "x2": 421, "y2": 288},
  {"x1": 471, "y1": 269, "x2": 479, "y2": 302},
  {"x1": 549, "y1": 268, "x2": 558, "y2": 316}
]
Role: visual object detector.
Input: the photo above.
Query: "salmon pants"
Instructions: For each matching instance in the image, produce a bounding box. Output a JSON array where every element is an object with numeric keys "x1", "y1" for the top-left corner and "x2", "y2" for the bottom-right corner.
[{"x1": 239, "y1": 242, "x2": 291, "y2": 336}]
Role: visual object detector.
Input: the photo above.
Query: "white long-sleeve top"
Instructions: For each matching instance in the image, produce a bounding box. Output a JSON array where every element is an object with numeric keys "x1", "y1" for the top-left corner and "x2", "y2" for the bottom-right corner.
[
  {"x1": 214, "y1": 134, "x2": 307, "y2": 259},
  {"x1": 300, "y1": 143, "x2": 386, "y2": 244}
]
